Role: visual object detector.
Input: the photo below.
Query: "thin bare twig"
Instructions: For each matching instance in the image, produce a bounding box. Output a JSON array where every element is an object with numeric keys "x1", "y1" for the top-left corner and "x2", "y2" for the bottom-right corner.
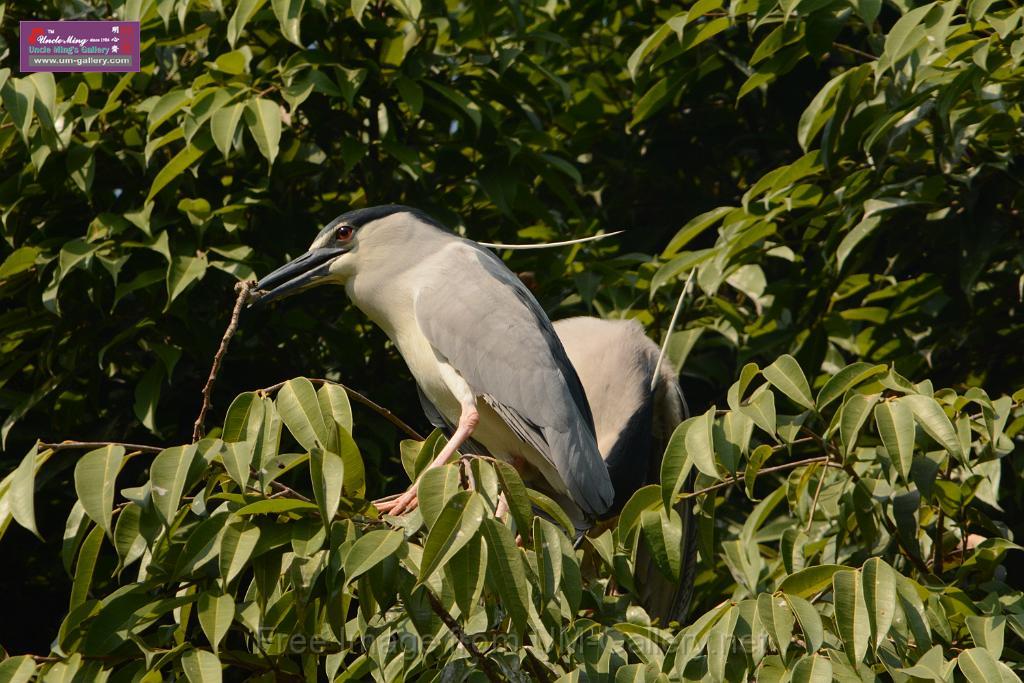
[
  {"x1": 258, "y1": 378, "x2": 422, "y2": 441},
  {"x1": 193, "y1": 281, "x2": 253, "y2": 442},
  {"x1": 38, "y1": 440, "x2": 163, "y2": 454},
  {"x1": 804, "y1": 457, "x2": 830, "y2": 532},
  {"x1": 678, "y1": 447, "x2": 840, "y2": 500},
  {"x1": 424, "y1": 588, "x2": 502, "y2": 683}
]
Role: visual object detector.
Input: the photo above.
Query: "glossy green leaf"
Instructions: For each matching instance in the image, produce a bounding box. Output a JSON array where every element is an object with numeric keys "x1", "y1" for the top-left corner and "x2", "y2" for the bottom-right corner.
[
  {"x1": 903, "y1": 395, "x2": 964, "y2": 461},
  {"x1": 245, "y1": 98, "x2": 282, "y2": 166},
  {"x1": 343, "y1": 530, "x2": 405, "y2": 584},
  {"x1": 74, "y1": 444, "x2": 125, "y2": 537},
  {"x1": 0, "y1": 656, "x2": 36, "y2": 683},
  {"x1": 197, "y1": 591, "x2": 234, "y2": 653},
  {"x1": 181, "y1": 648, "x2": 222, "y2": 683},
  {"x1": 271, "y1": 0, "x2": 305, "y2": 45},
  {"x1": 874, "y1": 399, "x2": 915, "y2": 482},
  {"x1": 763, "y1": 354, "x2": 814, "y2": 410},
  {"x1": 861, "y1": 557, "x2": 896, "y2": 649},
  {"x1": 219, "y1": 516, "x2": 260, "y2": 584},
  {"x1": 227, "y1": 0, "x2": 267, "y2": 47},
  {"x1": 150, "y1": 444, "x2": 202, "y2": 524},
  {"x1": 419, "y1": 490, "x2": 485, "y2": 583},
  {"x1": 481, "y1": 517, "x2": 530, "y2": 636},
  {"x1": 210, "y1": 102, "x2": 244, "y2": 159},
  {"x1": 792, "y1": 654, "x2": 832, "y2": 683},
  {"x1": 833, "y1": 569, "x2": 870, "y2": 663},
  {"x1": 958, "y1": 647, "x2": 1003, "y2": 683},
  {"x1": 780, "y1": 564, "x2": 846, "y2": 599},
  {"x1": 309, "y1": 447, "x2": 344, "y2": 525},
  {"x1": 10, "y1": 444, "x2": 41, "y2": 538},
  {"x1": 277, "y1": 378, "x2": 330, "y2": 451},
  {"x1": 757, "y1": 593, "x2": 795, "y2": 657},
  {"x1": 416, "y1": 463, "x2": 461, "y2": 529}
]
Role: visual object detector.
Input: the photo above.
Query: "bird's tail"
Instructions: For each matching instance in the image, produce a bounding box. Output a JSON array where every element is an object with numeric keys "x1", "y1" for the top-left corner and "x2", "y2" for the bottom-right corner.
[{"x1": 635, "y1": 373, "x2": 699, "y2": 625}]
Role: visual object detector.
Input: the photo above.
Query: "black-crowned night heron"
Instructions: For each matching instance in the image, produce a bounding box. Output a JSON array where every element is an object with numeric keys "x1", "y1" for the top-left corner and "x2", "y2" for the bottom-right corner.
[
  {"x1": 553, "y1": 316, "x2": 697, "y2": 623},
  {"x1": 253, "y1": 205, "x2": 614, "y2": 530}
]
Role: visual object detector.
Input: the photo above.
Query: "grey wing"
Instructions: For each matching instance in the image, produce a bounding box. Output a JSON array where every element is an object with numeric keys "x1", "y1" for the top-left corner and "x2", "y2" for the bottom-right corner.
[{"x1": 414, "y1": 242, "x2": 614, "y2": 517}]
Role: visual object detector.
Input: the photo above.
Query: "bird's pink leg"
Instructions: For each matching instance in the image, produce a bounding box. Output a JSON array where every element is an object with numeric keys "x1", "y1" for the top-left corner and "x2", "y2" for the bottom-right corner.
[{"x1": 376, "y1": 404, "x2": 479, "y2": 516}]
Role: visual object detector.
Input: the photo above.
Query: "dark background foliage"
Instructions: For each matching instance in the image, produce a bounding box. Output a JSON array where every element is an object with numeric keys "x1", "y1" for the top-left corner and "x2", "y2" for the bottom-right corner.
[{"x1": 1, "y1": 0, "x2": 1022, "y2": 665}]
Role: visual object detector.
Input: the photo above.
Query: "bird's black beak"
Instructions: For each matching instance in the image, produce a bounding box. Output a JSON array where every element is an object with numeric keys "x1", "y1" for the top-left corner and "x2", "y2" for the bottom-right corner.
[{"x1": 250, "y1": 247, "x2": 347, "y2": 306}]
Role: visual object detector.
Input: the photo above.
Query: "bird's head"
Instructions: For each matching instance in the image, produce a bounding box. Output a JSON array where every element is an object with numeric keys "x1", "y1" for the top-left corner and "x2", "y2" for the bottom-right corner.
[{"x1": 251, "y1": 204, "x2": 445, "y2": 305}]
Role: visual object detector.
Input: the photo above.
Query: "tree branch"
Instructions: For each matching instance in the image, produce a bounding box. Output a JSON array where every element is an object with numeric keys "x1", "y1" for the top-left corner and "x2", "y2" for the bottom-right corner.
[
  {"x1": 423, "y1": 588, "x2": 502, "y2": 683},
  {"x1": 258, "y1": 378, "x2": 422, "y2": 441},
  {"x1": 193, "y1": 281, "x2": 253, "y2": 442},
  {"x1": 38, "y1": 440, "x2": 163, "y2": 454}
]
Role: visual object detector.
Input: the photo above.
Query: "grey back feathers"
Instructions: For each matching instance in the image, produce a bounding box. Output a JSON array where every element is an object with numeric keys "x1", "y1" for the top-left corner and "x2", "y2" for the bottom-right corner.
[{"x1": 413, "y1": 241, "x2": 614, "y2": 518}]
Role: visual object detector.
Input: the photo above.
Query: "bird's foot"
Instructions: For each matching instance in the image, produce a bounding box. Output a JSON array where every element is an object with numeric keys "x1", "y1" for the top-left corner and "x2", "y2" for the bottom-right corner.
[{"x1": 375, "y1": 488, "x2": 419, "y2": 516}]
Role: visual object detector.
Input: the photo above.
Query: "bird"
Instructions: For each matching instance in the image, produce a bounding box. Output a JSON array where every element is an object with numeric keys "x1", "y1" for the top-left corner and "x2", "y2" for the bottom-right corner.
[
  {"x1": 552, "y1": 316, "x2": 697, "y2": 624},
  {"x1": 251, "y1": 205, "x2": 615, "y2": 531}
]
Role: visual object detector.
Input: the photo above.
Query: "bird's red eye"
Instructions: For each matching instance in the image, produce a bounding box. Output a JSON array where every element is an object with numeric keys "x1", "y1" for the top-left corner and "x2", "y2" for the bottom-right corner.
[{"x1": 336, "y1": 225, "x2": 354, "y2": 240}]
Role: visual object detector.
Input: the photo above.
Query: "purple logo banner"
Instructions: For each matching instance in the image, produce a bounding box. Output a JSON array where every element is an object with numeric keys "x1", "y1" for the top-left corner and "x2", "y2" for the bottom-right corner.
[{"x1": 20, "y1": 21, "x2": 140, "y2": 73}]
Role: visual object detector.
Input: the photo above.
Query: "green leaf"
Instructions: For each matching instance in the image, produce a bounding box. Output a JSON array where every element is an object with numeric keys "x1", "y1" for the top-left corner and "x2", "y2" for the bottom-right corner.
[
  {"x1": 2, "y1": 78, "x2": 35, "y2": 144},
  {"x1": 661, "y1": 416, "x2": 697, "y2": 508},
  {"x1": 833, "y1": 569, "x2": 870, "y2": 663},
  {"x1": 148, "y1": 89, "x2": 191, "y2": 134},
  {"x1": 416, "y1": 464, "x2": 462, "y2": 528},
  {"x1": 210, "y1": 102, "x2": 244, "y2": 159},
  {"x1": 745, "y1": 444, "x2": 773, "y2": 500},
  {"x1": 481, "y1": 517, "x2": 530, "y2": 636},
  {"x1": 310, "y1": 447, "x2": 344, "y2": 525},
  {"x1": 235, "y1": 498, "x2": 317, "y2": 515},
  {"x1": 419, "y1": 490, "x2": 485, "y2": 584},
  {"x1": 966, "y1": 616, "x2": 1006, "y2": 659},
  {"x1": 494, "y1": 460, "x2": 533, "y2": 535},
  {"x1": 219, "y1": 516, "x2": 260, "y2": 585},
  {"x1": 146, "y1": 133, "x2": 213, "y2": 202},
  {"x1": 197, "y1": 592, "x2": 234, "y2": 653},
  {"x1": 317, "y1": 382, "x2": 354, "y2": 436},
  {"x1": 786, "y1": 594, "x2": 824, "y2": 653},
  {"x1": 277, "y1": 378, "x2": 329, "y2": 451},
  {"x1": 686, "y1": 406, "x2": 719, "y2": 477},
  {"x1": 740, "y1": 385, "x2": 777, "y2": 438},
  {"x1": 70, "y1": 524, "x2": 104, "y2": 610},
  {"x1": 0, "y1": 246, "x2": 40, "y2": 281},
  {"x1": 10, "y1": 444, "x2": 42, "y2": 538},
  {"x1": 150, "y1": 444, "x2": 202, "y2": 524},
  {"x1": 627, "y1": 22, "x2": 673, "y2": 79},
  {"x1": 272, "y1": 0, "x2": 305, "y2": 45},
  {"x1": 816, "y1": 364, "x2": 887, "y2": 410},
  {"x1": 958, "y1": 648, "x2": 1003, "y2": 683},
  {"x1": 641, "y1": 506, "x2": 683, "y2": 581},
  {"x1": 839, "y1": 393, "x2": 878, "y2": 456},
  {"x1": 861, "y1": 557, "x2": 896, "y2": 649},
  {"x1": 903, "y1": 395, "x2": 964, "y2": 461},
  {"x1": 779, "y1": 564, "x2": 846, "y2": 599},
  {"x1": 763, "y1": 354, "x2": 815, "y2": 410},
  {"x1": 74, "y1": 445, "x2": 125, "y2": 538},
  {"x1": 181, "y1": 648, "x2": 222, "y2": 683},
  {"x1": 757, "y1": 593, "x2": 796, "y2": 658},
  {"x1": 113, "y1": 502, "x2": 146, "y2": 570},
  {"x1": 792, "y1": 654, "x2": 832, "y2": 683},
  {"x1": 533, "y1": 517, "x2": 563, "y2": 603},
  {"x1": 874, "y1": 400, "x2": 915, "y2": 482},
  {"x1": 0, "y1": 656, "x2": 36, "y2": 683},
  {"x1": 344, "y1": 529, "x2": 404, "y2": 583},
  {"x1": 221, "y1": 440, "x2": 253, "y2": 489},
  {"x1": 837, "y1": 215, "x2": 881, "y2": 270},
  {"x1": 245, "y1": 98, "x2": 282, "y2": 166},
  {"x1": 227, "y1": 0, "x2": 268, "y2": 47}
]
